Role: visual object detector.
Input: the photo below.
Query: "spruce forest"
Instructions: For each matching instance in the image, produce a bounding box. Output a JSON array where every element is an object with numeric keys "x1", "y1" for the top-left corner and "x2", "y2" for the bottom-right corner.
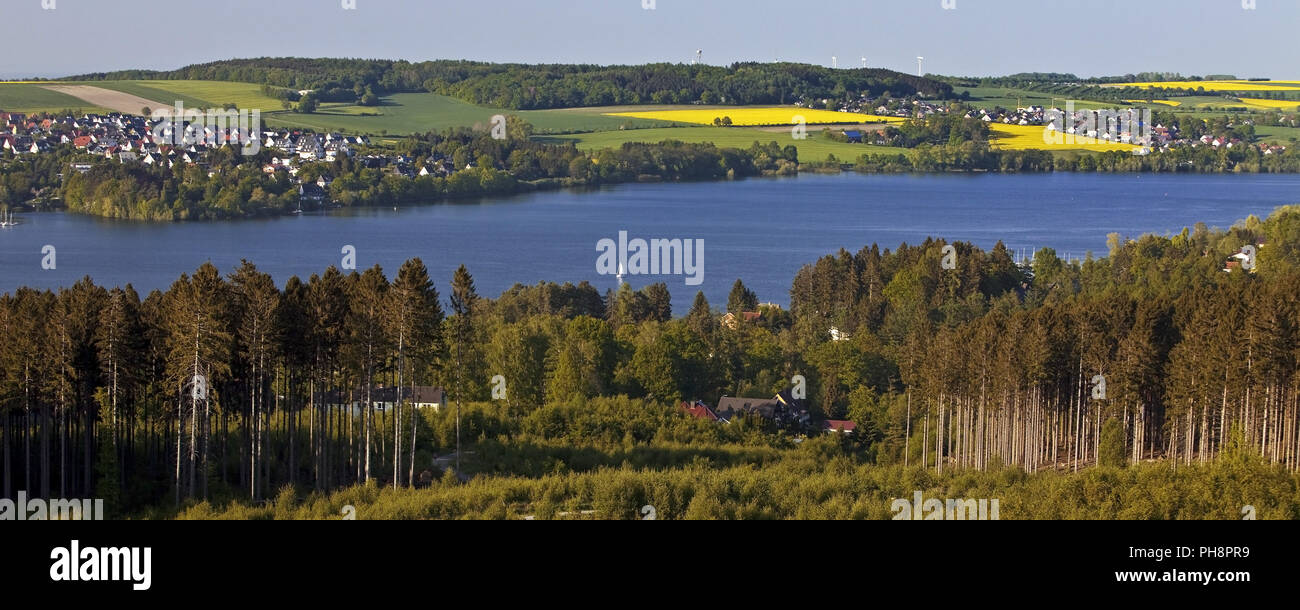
[{"x1": 5, "y1": 206, "x2": 1300, "y2": 519}]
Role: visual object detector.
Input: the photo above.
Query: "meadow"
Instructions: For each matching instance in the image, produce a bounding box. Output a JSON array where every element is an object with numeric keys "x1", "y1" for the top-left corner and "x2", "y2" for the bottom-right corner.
[
  {"x1": 264, "y1": 94, "x2": 669, "y2": 134},
  {"x1": 94, "y1": 79, "x2": 285, "y2": 110},
  {"x1": 537, "y1": 126, "x2": 898, "y2": 162},
  {"x1": 1255, "y1": 125, "x2": 1300, "y2": 145},
  {"x1": 0, "y1": 82, "x2": 108, "y2": 114},
  {"x1": 954, "y1": 86, "x2": 1115, "y2": 110},
  {"x1": 1124, "y1": 98, "x2": 1181, "y2": 107}
]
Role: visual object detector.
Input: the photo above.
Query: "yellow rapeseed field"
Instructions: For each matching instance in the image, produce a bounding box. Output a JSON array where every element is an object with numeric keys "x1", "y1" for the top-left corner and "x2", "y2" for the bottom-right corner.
[
  {"x1": 1236, "y1": 98, "x2": 1300, "y2": 110},
  {"x1": 1104, "y1": 80, "x2": 1300, "y2": 92},
  {"x1": 1123, "y1": 96, "x2": 1297, "y2": 111},
  {"x1": 605, "y1": 107, "x2": 905, "y2": 126},
  {"x1": 989, "y1": 124, "x2": 1141, "y2": 152}
]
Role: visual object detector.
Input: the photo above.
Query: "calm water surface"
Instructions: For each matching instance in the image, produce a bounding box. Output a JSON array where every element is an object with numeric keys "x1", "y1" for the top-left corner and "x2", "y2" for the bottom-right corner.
[{"x1": 2, "y1": 173, "x2": 1297, "y2": 313}]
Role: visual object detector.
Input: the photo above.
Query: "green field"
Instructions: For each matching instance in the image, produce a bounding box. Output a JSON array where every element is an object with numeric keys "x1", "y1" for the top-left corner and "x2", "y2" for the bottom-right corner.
[
  {"x1": 85, "y1": 80, "x2": 221, "y2": 110},
  {"x1": 538, "y1": 126, "x2": 899, "y2": 162},
  {"x1": 263, "y1": 93, "x2": 669, "y2": 135},
  {"x1": 953, "y1": 86, "x2": 1116, "y2": 110},
  {"x1": 0, "y1": 83, "x2": 108, "y2": 114},
  {"x1": 1256, "y1": 125, "x2": 1300, "y2": 145},
  {"x1": 128, "y1": 80, "x2": 285, "y2": 109},
  {"x1": 1, "y1": 81, "x2": 669, "y2": 134}
]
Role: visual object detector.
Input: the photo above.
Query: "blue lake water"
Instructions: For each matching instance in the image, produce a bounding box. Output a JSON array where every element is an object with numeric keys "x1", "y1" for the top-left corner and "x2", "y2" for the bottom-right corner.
[{"x1": 2, "y1": 172, "x2": 1298, "y2": 314}]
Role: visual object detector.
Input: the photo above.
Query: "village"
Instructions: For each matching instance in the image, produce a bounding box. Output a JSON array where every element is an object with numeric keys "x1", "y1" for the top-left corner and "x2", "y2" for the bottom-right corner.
[
  {"x1": 0, "y1": 110, "x2": 481, "y2": 205},
  {"x1": 811, "y1": 94, "x2": 1290, "y2": 154},
  {"x1": 3, "y1": 101, "x2": 1292, "y2": 174},
  {"x1": 0, "y1": 98, "x2": 1290, "y2": 211}
]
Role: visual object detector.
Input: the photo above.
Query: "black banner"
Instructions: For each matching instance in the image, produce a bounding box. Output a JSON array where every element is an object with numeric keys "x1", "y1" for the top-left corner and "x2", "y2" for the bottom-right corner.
[{"x1": 1, "y1": 519, "x2": 1289, "y2": 600}]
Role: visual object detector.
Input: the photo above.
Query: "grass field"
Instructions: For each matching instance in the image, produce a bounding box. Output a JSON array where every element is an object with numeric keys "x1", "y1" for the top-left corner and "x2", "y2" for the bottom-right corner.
[
  {"x1": 262, "y1": 93, "x2": 670, "y2": 135},
  {"x1": 0, "y1": 83, "x2": 109, "y2": 114},
  {"x1": 954, "y1": 86, "x2": 1116, "y2": 110},
  {"x1": 537, "y1": 126, "x2": 899, "y2": 162},
  {"x1": 1255, "y1": 125, "x2": 1300, "y2": 145},
  {"x1": 605, "y1": 107, "x2": 904, "y2": 126},
  {"x1": 128, "y1": 80, "x2": 284, "y2": 109},
  {"x1": 0, "y1": 80, "x2": 273, "y2": 115},
  {"x1": 1124, "y1": 98, "x2": 1182, "y2": 107},
  {"x1": 86, "y1": 81, "x2": 234, "y2": 110}
]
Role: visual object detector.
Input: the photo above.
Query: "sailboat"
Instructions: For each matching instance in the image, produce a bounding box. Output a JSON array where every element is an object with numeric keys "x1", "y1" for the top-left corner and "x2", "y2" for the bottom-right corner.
[
  {"x1": 616, "y1": 263, "x2": 626, "y2": 285},
  {"x1": 0, "y1": 208, "x2": 18, "y2": 227}
]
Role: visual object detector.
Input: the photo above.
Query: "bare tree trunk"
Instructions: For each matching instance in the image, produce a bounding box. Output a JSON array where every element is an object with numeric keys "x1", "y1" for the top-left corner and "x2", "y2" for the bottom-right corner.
[
  {"x1": 904, "y1": 391, "x2": 911, "y2": 467},
  {"x1": 409, "y1": 376, "x2": 417, "y2": 487},
  {"x1": 2, "y1": 411, "x2": 10, "y2": 498},
  {"x1": 364, "y1": 348, "x2": 373, "y2": 483},
  {"x1": 394, "y1": 338, "x2": 403, "y2": 489},
  {"x1": 174, "y1": 382, "x2": 183, "y2": 504},
  {"x1": 922, "y1": 400, "x2": 929, "y2": 471}
]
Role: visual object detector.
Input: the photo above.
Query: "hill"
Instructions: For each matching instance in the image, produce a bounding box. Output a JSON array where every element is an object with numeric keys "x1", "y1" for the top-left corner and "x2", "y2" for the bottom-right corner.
[{"x1": 61, "y1": 57, "x2": 953, "y2": 110}]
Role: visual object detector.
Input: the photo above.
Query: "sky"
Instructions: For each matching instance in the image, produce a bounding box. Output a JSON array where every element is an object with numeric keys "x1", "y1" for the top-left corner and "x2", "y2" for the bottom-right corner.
[{"x1": 1, "y1": 0, "x2": 1297, "y2": 79}]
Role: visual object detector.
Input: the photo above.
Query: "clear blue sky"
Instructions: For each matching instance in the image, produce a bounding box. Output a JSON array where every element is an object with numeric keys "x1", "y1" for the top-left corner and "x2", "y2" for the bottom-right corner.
[{"x1": 2, "y1": 0, "x2": 1297, "y2": 79}]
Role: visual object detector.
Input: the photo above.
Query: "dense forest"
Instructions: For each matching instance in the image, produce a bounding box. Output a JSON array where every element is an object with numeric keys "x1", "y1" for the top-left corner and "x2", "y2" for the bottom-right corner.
[
  {"x1": 4, "y1": 202, "x2": 1300, "y2": 518},
  {"x1": 61, "y1": 58, "x2": 953, "y2": 110}
]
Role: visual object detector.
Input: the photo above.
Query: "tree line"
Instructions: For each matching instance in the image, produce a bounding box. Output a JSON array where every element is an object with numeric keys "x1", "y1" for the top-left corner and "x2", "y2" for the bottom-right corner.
[
  {"x1": 63, "y1": 58, "x2": 953, "y2": 110},
  {"x1": 31, "y1": 125, "x2": 793, "y2": 220},
  {"x1": 850, "y1": 140, "x2": 1300, "y2": 173}
]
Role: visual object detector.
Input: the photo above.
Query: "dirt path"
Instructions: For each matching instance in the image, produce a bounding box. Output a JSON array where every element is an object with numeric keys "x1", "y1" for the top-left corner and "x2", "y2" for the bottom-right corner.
[{"x1": 40, "y1": 85, "x2": 163, "y2": 115}]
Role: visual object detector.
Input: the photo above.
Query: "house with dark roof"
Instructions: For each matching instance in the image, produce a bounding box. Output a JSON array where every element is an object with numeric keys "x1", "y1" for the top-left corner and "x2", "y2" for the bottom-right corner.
[
  {"x1": 714, "y1": 389, "x2": 811, "y2": 430},
  {"x1": 326, "y1": 385, "x2": 447, "y2": 415},
  {"x1": 298, "y1": 182, "x2": 327, "y2": 203},
  {"x1": 714, "y1": 396, "x2": 780, "y2": 421}
]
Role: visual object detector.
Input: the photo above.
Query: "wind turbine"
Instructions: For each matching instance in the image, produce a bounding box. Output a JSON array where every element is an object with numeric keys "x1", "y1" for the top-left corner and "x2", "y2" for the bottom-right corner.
[{"x1": 917, "y1": 57, "x2": 924, "y2": 77}]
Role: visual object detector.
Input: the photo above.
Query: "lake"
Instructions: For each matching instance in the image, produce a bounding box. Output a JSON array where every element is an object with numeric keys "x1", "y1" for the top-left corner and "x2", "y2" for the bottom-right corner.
[{"x1": 2, "y1": 172, "x2": 1298, "y2": 314}]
